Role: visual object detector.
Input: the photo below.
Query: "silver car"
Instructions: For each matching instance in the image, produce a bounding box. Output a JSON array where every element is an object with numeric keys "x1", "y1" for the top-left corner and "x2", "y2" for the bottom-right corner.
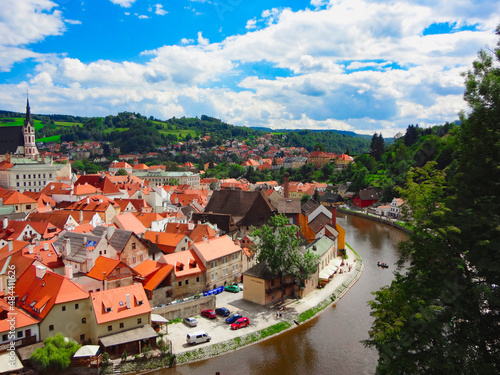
[{"x1": 183, "y1": 317, "x2": 198, "y2": 327}]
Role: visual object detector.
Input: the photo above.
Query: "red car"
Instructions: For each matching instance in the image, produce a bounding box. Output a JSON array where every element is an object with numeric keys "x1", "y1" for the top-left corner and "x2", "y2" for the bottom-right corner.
[
  {"x1": 201, "y1": 309, "x2": 217, "y2": 319},
  {"x1": 231, "y1": 317, "x2": 250, "y2": 330}
]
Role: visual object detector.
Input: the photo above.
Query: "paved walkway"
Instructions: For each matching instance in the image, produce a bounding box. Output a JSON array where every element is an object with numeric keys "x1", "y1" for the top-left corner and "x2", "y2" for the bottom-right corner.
[{"x1": 167, "y1": 246, "x2": 362, "y2": 356}]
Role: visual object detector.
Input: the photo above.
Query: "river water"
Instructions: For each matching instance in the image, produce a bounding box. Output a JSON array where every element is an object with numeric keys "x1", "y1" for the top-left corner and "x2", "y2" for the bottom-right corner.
[{"x1": 151, "y1": 213, "x2": 407, "y2": 375}]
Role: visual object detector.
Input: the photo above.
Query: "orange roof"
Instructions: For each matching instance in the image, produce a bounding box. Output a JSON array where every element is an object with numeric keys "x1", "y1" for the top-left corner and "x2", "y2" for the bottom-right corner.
[
  {"x1": 133, "y1": 260, "x2": 174, "y2": 292},
  {"x1": 133, "y1": 213, "x2": 164, "y2": 228},
  {"x1": 162, "y1": 249, "x2": 206, "y2": 278},
  {"x1": 22, "y1": 240, "x2": 64, "y2": 269},
  {"x1": 143, "y1": 231, "x2": 187, "y2": 253},
  {"x1": 192, "y1": 235, "x2": 241, "y2": 262},
  {"x1": 73, "y1": 184, "x2": 101, "y2": 195},
  {"x1": 90, "y1": 283, "x2": 151, "y2": 324},
  {"x1": 16, "y1": 265, "x2": 89, "y2": 320},
  {"x1": 0, "y1": 299, "x2": 39, "y2": 331},
  {"x1": 113, "y1": 212, "x2": 146, "y2": 235},
  {"x1": 86, "y1": 256, "x2": 121, "y2": 280},
  {"x1": 133, "y1": 163, "x2": 149, "y2": 170},
  {"x1": 0, "y1": 190, "x2": 37, "y2": 205}
]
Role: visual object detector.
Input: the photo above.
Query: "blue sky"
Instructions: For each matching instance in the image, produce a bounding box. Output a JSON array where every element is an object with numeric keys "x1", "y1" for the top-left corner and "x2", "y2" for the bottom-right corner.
[{"x1": 0, "y1": 0, "x2": 499, "y2": 136}]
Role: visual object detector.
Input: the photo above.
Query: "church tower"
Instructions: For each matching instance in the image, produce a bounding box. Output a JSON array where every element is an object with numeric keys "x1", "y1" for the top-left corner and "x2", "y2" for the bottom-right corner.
[{"x1": 23, "y1": 96, "x2": 39, "y2": 158}]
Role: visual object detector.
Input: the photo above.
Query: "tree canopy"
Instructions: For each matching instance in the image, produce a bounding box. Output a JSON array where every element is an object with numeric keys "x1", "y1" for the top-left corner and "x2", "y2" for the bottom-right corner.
[
  {"x1": 30, "y1": 333, "x2": 81, "y2": 374},
  {"x1": 364, "y1": 26, "x2": 500, "y2": 374}
]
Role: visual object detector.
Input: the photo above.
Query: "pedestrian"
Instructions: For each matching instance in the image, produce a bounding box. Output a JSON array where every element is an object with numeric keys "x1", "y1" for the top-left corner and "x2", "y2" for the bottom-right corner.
[
  {"x1": 276, "y1": 311, "x2": 278, "y2": 319},
  {"x1": 279, "y1": 311, "x2": 282, "y2": 318}
]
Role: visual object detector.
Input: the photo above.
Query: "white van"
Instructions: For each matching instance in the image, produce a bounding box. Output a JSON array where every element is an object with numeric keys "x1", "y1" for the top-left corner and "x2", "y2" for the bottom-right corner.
[{"x1": 186, "y1": 331, "x2": 211, "y2": 345}]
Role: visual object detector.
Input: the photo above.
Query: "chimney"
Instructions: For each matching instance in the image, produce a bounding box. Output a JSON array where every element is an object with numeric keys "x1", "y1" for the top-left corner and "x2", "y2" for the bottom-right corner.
[
  {"x1": 64, "y1": 238, "x2": 71, "y2": 256},
  {"x1": 43, "y1": 243, "x2": 49, "y2": 251},
  {"x1": 2, "y1": 217, "x2": 8, "y2": 230},
  {"x1": 156, "y1": 233, "x2": 159, "y2": 244},
  {"x1": 35, "y1": 265, "x2": 47, "y2": 279},
  {"x1": 8, "y1": 241, "x2": 13, "y2": 252},
  {"x1": 41, "y1": 154, "x2": 45, "y2": 163},
  {"x1": 83, "y1": 236, "x2": 87, "y2": 245},
  {"x1": 65, "y1": 264, "x2": 73, "y2": 280},
  {"x1": 28, "y1": 244, "x2": 34, "y2": 254},
  {"x1": 126, "y1": 294, "x2": 131, "y2": 309},
  {"x1": 330, "y1": 206, "x2": 337, "y2": 228},
  {"x1": 86, "y1": 197, "x2": 90, "y2": 204},
  {"x1": 79, "y1": 210, "x2": 83, "y2": 224},
  {"x1": 284, "y1": 173, "x2": 290, "y2": 199}
]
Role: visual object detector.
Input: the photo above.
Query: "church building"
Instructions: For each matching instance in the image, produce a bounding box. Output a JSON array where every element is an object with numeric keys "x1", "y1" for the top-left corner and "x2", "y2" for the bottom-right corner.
[{"x1": 0, "y1": 96, "x2": 39, "y2": 157}]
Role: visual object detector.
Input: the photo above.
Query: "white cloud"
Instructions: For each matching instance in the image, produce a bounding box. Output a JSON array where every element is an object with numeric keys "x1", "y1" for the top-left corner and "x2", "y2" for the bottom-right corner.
[
  {"x1": 155, "y1": 4, "x2": 168, "y2": 16},
  {"x1": 64, "y1": 19, "x2": 82, "y2": 25},
  {"x1": 197, "y1": 32, "x2": 209, "y2": 46},
  {"x1": 109, "y1": 0, "x2": 136, "y2": 8},
  {"x1": 135, "y1": 13, "x2": 150, "y2": 19},
  {"x1": 3, "y1": 0, "x2": 500, "y2": 136},
  {"x1": 245, "y1": 19, "x2": 257, "y2": 30}
]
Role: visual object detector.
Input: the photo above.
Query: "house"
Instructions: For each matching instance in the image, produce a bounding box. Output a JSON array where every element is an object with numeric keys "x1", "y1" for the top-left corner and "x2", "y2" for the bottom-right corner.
[
  {"x1": 192, "y1": 235, "x2": 242, "y2": 289},
  {"x1": 0, "y1": 188, "x2": 37, "y2": 214},
  {"x1": 160, "y1": 249, "x2": 206, "y2": 300},
  {"x1": 334, "y1": 153, "x2": 354, "y2": 169},
  {"x1": 74, "y1": 174, "x2": 123, "y2": 200},
  {"x1": 192, "y1": 190, "x2": 277, "y2": 238},
  {"x1": 353, "y1": 188, "x2": 382, "y2": 208},
  {"x1": 143, "y1": 231, "x2": 192, "y2": 254},
  {"x1": 319, "y1": 192, "x2": 345, "y2": 207},
  {"x1": 108, "y1": 161, "x2": 133, "y2": 174},
  {"x1": 0, "y1": 298, "x2": 40, "y2": 349},
  {"x1": 89, "y1": 284, "x2": 156, "y2": 355},
  {"x1": 27, "y1": 211, "x2": 80, "y2": 231},
  {"x1": 0, "y1": 219, "x2": 60, "y2": 243},
  {"x1": 92, "y1": 226, "x2": 149, "y2": 268},
  {"x1": 133, "y1": 260, "x2": 174, "y2": 306},
  {"x1": 242, "y1": 261, "x2": 295, "y2": 306},
  {"x1": 86, "y1": 256, "x2": 139, "y2": 291},
  {"x1": 299, "y1": 199, "x2": 333, "y2": 243},
  {"x1": 306, "y1": 236, "x2": 337, "y2": 274},
  {"x1": 15, "y1": 265, "x2": 91, "y2": 343},
  {"x1": 53, "y1": 231, "x2": 111, "y2": 274},
  {"x1": 389, "y1": 198, "x2": 405, "y2": 219},
  {"x1": 112, "y1": 212, "x2": 147, "y2": 235},
  {"x1": 64, "y1": 196, "x2": 120, "y2": 224},
  {"x1": 164, "y1": 222, "x2": 218, "y2": 243}
]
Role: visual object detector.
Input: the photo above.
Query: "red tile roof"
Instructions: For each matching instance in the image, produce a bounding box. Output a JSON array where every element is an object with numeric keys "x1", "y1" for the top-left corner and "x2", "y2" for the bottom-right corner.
[
  {"x1": 133, "y1": 260, "x2": 174, "y2": 292},
  {"x1": 16, "y1": 265, "x2": 89, "y2": 320},
  {"x1": 161, "y1": 249, "x2": 206, "y2": 278},
  {"x1": 0, "y1": 298, "x2": 39, "y2": 331},
  {"x1": 90, "y1": 283, "x2": 151, "y2": 324}
]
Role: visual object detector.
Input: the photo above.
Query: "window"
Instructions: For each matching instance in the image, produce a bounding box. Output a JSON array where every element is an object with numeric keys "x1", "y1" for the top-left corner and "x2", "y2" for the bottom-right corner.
[
  {"x1": 2, "y1": 334, "x2": 7, "y2": 341},
  {"x1": 232, "y1": 265, "x2": 238, "y2": 273},
  {"x1": 120, "y1": 322, "x2": 124, "y2": 328},
  {"x1": 108, "y1": 325, "x2": 112, "y2": 331},
  {"x1": 62, "y1": 306, "x2": 66, "y2": 312},
  {"x1": 211, "y1": 273, "x2": 216, "y2": 281},
  {"x1": 137, "y1": 318, "x2": 142, "y2": 324},
  {"x1": 80, "y1": 334, "x2": 85, "y2": 341},
  {"x1": 211, "y1": 260, "x2": 218, "y2": 268},
  {"x1": 196, "y1": 276, "x2": 200, "y2": 282},
  {"x1": 26, "y1": 205, "x2": 31, "y2": 209},
  {"x1": 16, "y1": 182, "x2": 19, "y2": 187},
  {"x1": 232, "y1": 253, "x2": 239, "y2": 260},
  {"x1": 49, "y1": 325, "x2": 54, "y2": 331},
  {"x1": 82, "y1": 318, "x2": 86, "y2": 324},
  {"x1": 178, "y1": 281, "x2": 182, "y2": 287},
  {"x1": 139, "y1": 255, "x2": 143, "y2": 262},
  {"x1": 222, "y1": 268, "x2": 228, "y2": 277},
  {"x1": 25, "y1": 329, "x2": 31, "y2": 338},
  {"x1": 75, "y1": 303, "x2": 79, "y2": 309},
  {"x1": 16, "y1": 175, "x2": 19, "y2": 179},
  {"x1": 17, "y1": 331, "x2": 23, "y2": 338},
  {"x1": 132, "y1": 256, "x2": 136, "y2": 264},
  {"x1": 132, "y1": 243, "x2": 136, "y2": 249},
  {"x1": 222, "y1": 256, "x2": 228, "y2": 264},
  {"x1": 185, "y1": 279, "x2": 189, "y2": 285}
]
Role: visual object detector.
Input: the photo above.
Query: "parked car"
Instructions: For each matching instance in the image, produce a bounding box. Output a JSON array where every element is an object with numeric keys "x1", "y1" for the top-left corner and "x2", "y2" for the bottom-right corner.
[
  {"x1": 231, "y1": 317, "x2": 250, "y2": 330},
  {"x1": 215, "y1": 307, "x2": 230, "y2": 317},
  {"x1": 183, "y1": 317, "x2": 198, "y2": 327},
  {"x1": 225, "y1": 284, "x2": 240, "y2": 293},
  {"x1": 201, "y1": 309, "x2": 217, "y2": 319},
  {"x1": 186, "y1": 331, "x2": 211, "y2": 345},
  {"x1": 225, "y1": 313, "x2": 242, "y2": 324}
]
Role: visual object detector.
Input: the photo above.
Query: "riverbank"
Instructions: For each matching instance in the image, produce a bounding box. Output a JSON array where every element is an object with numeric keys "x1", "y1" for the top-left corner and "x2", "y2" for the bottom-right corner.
[
  {"x1": 338, "y1": 207, "x2": 412, "y2": 234},
  {"x1": 171, "y1": 244, "x2": 363, "y2": 366},
  {"x1": 102, "y1": 245, "x2": 364, "y2": 374}
]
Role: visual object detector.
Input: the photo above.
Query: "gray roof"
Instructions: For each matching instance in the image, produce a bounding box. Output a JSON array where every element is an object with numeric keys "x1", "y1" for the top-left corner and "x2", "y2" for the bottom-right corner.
[
  {"x1": 92, "y1": 226, "x2": 133, "y2": 251},
  {"x1": 273, "y1": 198, "x2": 301, "y2": 214},
  {"x1": 53, "y1": 231, "x2": 103, "y2": 263},
  {"x1": 319, "y1": 192, "x2": 344, "y2": 204},
  {"x1": 99, "y1": 325, "x2": 157, "y2": 347},
  {"x1": 306, "y1": 236, "x2": 336, "y2": 257},
  {"x1": 301, "y1": 199, "x2": 321, "y2": 216},
  {"x1": 243, "y1": 261, "x2": 277, "y2": 280}
]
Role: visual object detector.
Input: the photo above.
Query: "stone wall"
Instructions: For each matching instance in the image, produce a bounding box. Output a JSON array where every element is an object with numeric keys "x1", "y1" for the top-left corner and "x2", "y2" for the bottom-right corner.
[{"x1": 152, "y1": 295, "x2": 216, "y2": 320}]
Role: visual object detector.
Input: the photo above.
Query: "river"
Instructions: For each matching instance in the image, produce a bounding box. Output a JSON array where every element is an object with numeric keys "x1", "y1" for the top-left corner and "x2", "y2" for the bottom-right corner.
[{"x1": 151, "y1": 213, "x2": 408, "y2": 375}]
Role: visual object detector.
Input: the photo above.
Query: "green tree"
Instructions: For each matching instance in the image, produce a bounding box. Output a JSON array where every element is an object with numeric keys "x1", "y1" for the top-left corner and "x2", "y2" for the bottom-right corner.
[
  {"x1": 30, "y1": 333, "x2": 81, "y2": 374},
  {"x1": 364, "y1": 27, "x2": 500, "y2": 374},
  {"x1": 291, "y1": 249, "x2": 319, "y2": 290},
  {"x1": 370, "y1": 132, "x2": 385, "y2": 161},
  {"x1": 251, "y1": 215, "x2": 302, "y2": 303},
  {"x1": 116, "y1": 168, "x2": 128, "y2": 176}
]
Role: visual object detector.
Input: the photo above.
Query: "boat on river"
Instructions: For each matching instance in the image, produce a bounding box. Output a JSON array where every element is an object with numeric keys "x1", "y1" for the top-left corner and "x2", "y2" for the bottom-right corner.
[{"x1": 377, "y1": 261, "x2": 389, "y2": 268}]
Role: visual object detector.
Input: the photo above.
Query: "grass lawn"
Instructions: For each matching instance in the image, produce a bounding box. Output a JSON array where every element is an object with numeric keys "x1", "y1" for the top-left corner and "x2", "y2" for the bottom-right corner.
[
  {"x1": 54, "y1": 121, "x2": 82, "y2": 127},
  {"x1": 0, "y1": 117, "x2": 44, "y2": 130},
  {"x1": 36, "y1": 135, "x2": 61, "y2": 142}
]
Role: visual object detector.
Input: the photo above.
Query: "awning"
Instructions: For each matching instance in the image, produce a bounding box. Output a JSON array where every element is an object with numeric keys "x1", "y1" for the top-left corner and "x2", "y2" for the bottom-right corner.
[
  {"x1": 332, "y1": 258, "x2": 342, "y2": 267},
  {"x1": 73, "y1": 345, "x2": 100, "y2": 358},
  {"x1": 99, "y1": 325, "x2": 158, "y2": 348},
  {"x1": 151, "y1": 313, "x2": 169, "y2": 324},
  {"x1": 0, "y1": 351, "x2": 23, "y2": 373},
  {"x1": 319, "y1": 270, "x2": 330, "y2": 280}
]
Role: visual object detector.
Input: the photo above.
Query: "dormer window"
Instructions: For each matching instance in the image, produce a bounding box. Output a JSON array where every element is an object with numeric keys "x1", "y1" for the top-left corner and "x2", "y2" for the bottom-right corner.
[{"x1": 106, "y1": 307, "x2": 112, "y2": 313}]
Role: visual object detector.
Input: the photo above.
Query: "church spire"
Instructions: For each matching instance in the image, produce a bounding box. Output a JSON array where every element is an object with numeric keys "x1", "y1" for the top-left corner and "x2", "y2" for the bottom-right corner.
[{"x1": 25, "y1": 93, "x2": 33, "y2": 127}]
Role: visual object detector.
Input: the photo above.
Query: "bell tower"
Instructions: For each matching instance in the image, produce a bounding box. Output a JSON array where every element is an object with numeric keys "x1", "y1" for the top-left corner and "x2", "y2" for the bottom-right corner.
[{"x1": 23, "y1": 95, "x2": 39, "y2": 158}]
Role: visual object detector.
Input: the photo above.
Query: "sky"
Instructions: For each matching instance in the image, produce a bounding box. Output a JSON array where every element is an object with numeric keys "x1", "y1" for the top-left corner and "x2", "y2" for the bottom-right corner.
[{"x1": 0, "y1": 0, "x2": 499, "y2": 136}]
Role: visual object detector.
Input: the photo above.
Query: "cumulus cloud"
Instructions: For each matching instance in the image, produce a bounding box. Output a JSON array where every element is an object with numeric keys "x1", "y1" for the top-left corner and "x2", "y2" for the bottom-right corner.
[
  {"x1": 155, "y1": 4, "x2": 168, "y2": 16},
  {"x1": 3, "y1": 0, "x2": 500, "y2": 136}
]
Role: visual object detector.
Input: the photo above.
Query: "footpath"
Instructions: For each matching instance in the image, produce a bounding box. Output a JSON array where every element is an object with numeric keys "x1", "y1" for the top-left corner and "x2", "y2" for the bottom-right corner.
[{"x1": 166, "y1": 245, "x2": 363, "y2": 365}]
